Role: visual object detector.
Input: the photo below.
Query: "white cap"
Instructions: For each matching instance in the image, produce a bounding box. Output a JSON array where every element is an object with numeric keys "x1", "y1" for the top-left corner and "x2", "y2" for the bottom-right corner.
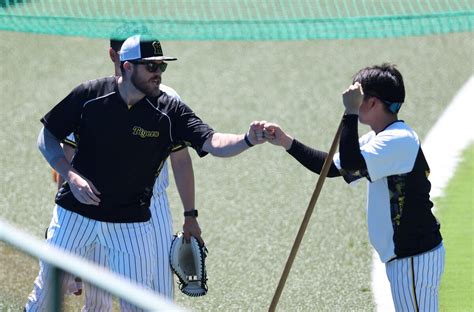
[{"x1": 119, "y1": 35, "x2": 177, "y2": 62}]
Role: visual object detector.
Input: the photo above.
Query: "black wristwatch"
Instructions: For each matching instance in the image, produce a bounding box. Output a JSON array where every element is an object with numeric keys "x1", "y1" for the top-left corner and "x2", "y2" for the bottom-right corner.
[{"x1": 184, "y1": 209, "x2": 198, "y2": 217}]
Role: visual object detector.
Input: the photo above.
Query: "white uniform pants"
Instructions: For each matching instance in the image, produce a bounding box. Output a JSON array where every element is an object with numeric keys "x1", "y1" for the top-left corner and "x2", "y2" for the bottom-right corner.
[
  {"x1": 25, "y1": 205, "x2": 156, "y2": 312},
  {"x1": 386, "y1": 244, "x2": 445, "y2": 312},
  {"x1": 81, "y1": 190, "x2": 175, "y2": 311}
]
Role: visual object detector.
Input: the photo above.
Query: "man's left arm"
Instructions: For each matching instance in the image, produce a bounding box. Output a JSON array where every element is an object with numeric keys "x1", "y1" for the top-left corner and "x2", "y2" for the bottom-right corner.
[
  {"x1": 201, "y1": 121, "x2": 267, "y2": 157},
  {"x1": 202, "y1": 133, "x2": 247, "y2": 157},
  {"x1": 169, "y1": 147, "x2": 202, "y2": 243}
]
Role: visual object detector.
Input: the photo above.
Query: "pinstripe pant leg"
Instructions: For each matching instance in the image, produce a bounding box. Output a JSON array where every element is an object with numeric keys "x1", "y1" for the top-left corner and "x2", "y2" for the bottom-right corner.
[
  {"x1": 98, "y1": 220, "x2": 156, "y2": 312},
  {"x1": 414, "y1": 244, "x2": 445, "y2": 312},
  {"x1": 150, "y1": 191, "x2": 174, "y2": 299},
  {"x1": 386, "y1": 244, "x2": 445, "y2": 312},
  {"x1": 25, "y1": 205, "x2": 98, "y2": 311},
  {"x1": 386, "y1": 257, "x2": 415, "y2": 312},
  {"x1": 82, "y1": 243, "x2": 112, "y2": 312}
]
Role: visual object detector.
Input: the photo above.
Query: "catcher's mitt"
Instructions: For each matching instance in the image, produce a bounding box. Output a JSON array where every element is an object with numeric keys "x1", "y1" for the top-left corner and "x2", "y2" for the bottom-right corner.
[{"x1": 170, "y1": 232, "x2": 208, "y2": 297}]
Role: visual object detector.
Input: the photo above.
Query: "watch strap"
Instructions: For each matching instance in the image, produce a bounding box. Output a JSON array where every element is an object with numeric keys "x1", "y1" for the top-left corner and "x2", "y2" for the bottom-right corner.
[{"x1": 184, "y1": 209, "x2": 198, "y2": 217}]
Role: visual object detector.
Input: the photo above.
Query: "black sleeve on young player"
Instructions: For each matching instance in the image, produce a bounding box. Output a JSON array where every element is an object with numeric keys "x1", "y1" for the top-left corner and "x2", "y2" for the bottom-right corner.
[
  {"x1": 339, "y1": 114, "x2": 367, "y2": 171},
  {"x1": 286, "y1": 139, "x2": 341, "y2": 177}
]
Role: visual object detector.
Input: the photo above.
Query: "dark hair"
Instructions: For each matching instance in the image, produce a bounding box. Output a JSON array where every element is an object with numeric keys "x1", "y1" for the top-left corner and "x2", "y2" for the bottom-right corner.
[
  {"x1": 353, "y1": 63, "x2": 405, "y2": 113},
  {"x1": 110, "y1": 39, "x2": 124, "y2": 53}
]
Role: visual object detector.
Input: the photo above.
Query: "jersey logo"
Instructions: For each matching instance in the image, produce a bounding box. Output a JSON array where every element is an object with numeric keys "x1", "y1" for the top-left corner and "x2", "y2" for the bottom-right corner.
[
  {"x1": 152, "y1": 41, "x2": 163, "y2": 56},
  {"x1": 132, "y1": 126, "x2": 160, "y2": 139}
]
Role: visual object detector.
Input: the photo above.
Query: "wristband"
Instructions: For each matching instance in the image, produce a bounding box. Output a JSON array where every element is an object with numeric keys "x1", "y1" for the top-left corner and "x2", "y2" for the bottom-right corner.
[
  {"x1": 184, "y1": 209, "x2": 198, "y2": 217},
  {"x1": 244, "y1": 133, "x2": 254, "y2": 147}
]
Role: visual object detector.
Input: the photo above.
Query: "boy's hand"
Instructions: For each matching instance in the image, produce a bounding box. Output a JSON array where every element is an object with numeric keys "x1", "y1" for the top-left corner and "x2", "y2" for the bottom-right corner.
[
  {"x1": 263, "y1": 123, "x2": 294, "y2": 150},
  {"x1": 342, "y1": 82, "x2": 364, "y2": 115}
]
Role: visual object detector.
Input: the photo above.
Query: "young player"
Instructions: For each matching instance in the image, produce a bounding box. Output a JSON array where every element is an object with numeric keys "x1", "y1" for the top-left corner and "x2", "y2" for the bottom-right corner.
[{"x1": 261, "y1": 63, "x2": 444, "y2": 312}]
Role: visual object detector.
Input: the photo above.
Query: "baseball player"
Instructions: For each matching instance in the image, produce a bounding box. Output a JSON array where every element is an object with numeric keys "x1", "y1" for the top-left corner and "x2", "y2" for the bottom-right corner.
[
  {"x1": 111, "y1": 36, "x2": 198, "y2": 301},
  {"x1": 54, "y1": 38, "x2": 198, "y2": 310},
  {"x1": 261, "y1": 64, "x2": 444, "y2": 311},
  {"x1": 26, "y1": 35, "x2": 265, "y2": 311}
]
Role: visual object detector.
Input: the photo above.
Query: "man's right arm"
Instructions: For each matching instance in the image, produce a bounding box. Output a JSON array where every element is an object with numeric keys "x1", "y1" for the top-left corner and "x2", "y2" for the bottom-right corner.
[
  {"x1": 38, "y1": 127, "x2": 70, "y2": 172},
  {"x1": 38, "y1": 127, "x2": 101, "y2": 205},
  {"x1": 56, "y1": 144, "x2": 76, "y2": 189}
]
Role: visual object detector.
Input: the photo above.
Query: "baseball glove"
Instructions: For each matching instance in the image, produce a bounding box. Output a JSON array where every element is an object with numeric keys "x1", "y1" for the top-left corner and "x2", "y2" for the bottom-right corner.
[{"x1": 170, "y1": 232, "x2": 208, "y2": 297}]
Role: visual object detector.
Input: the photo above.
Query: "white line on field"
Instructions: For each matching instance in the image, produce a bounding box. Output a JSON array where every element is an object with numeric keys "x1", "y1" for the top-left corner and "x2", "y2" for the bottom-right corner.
[{"x1": 372, "y1": 76, "x2": 474, "y2": 311}]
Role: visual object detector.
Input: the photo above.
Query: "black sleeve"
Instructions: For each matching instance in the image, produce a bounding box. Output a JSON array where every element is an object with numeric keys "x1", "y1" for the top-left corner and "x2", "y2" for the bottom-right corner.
[
  {"x1": 339, "y1": 114, "x2": 367, "y2": 171},
  {"x1": 172, "y1": 100, "x2": 214, "y2": 157},
  {"x1": 40, "y1": 84, "x2": 86, "y2": 141},
  {"x1": 170, "y1": 141, "x2": 187, "y2": 153},
  {"x1": 286, "y1": 139, "x2": 341, "y2": 177}
]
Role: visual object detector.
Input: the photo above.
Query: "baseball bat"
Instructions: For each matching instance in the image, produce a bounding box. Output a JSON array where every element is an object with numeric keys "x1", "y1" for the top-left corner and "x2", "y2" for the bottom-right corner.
[{"x1": 268, "y1": 117, "x2": 344, "y2": 312}]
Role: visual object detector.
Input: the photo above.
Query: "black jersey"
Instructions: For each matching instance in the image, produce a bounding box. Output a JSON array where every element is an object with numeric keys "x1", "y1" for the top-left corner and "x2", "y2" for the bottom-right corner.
[{"x1": 41, "y1": 77, "x2": 214, "y2": 223}]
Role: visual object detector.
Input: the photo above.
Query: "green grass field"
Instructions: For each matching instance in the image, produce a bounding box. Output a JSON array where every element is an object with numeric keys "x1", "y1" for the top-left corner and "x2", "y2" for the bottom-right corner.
[
  {"x1": 0, "y1": 30, "x2": 472, "y2": 311},
  {"x1": 437, "y1": 144, "x2": 474, "y2": 312}
]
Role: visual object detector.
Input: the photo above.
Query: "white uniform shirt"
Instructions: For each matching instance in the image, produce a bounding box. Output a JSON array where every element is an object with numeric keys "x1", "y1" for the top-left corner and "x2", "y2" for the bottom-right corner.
[{"x1": 333, "y1": 121, "x2": 420, "y2": 262}]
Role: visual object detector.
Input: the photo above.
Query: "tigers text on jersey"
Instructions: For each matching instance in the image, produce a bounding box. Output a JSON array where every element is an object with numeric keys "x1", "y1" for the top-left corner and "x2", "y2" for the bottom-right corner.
[
  {"x1": 41, "y1": 76, "x2": 214, "y2": 223},
  {"x1": 333, "y1": 121, "x2": 442, "y2": 262}
]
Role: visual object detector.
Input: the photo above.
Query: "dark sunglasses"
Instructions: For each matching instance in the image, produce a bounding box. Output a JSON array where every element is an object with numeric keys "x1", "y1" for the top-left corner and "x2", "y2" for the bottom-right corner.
[{"x1": 130, "y1": 61, "x2": 168, "y2": 73}]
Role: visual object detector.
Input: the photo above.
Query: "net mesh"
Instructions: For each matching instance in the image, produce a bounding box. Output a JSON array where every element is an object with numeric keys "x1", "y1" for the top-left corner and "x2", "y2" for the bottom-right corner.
[{"x1": 0, "y1": 0, "x2": 473, "y2": 40}]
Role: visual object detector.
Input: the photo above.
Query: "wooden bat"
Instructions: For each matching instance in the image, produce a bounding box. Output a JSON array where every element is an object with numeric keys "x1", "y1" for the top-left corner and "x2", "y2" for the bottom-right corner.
[{"x1": 269, "y1": 117, "x2": 344, "y2": 312}]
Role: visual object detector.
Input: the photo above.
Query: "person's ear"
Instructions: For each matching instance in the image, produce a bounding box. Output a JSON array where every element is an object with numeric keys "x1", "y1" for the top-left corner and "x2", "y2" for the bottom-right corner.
[
  {"x1": 367, "y1": 96, "x2": 378, "y2": 109},
  {"x1": 123, "y1": 61, "x2": 133, "y2": 72},
  {"x1": 109, "y1": 48, "x2": 118, "y2": 63}
]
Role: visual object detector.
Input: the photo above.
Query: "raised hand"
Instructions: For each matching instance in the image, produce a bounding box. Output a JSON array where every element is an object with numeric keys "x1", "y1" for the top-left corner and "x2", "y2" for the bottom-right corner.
[{"x1": 342, "y1": 82, "x2": 364, "y2": 115}]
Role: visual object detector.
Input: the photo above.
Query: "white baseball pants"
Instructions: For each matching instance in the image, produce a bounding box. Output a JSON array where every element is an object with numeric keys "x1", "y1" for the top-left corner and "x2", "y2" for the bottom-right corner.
[
  {"x1": 25, "y1": 205, "x2": 156, "y2": 312},
  {"x1": 81, "y1": 190, "x2": 175, "y2": 311},
  {"x1": 386, "y1": 244, "x2": 445, "y2": 312}
]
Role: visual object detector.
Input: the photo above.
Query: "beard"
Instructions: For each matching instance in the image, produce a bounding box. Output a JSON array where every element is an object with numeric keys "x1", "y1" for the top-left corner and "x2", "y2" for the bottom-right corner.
[{"x1": 130, "y1": 71, "x2": 161, "y2": 97}]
